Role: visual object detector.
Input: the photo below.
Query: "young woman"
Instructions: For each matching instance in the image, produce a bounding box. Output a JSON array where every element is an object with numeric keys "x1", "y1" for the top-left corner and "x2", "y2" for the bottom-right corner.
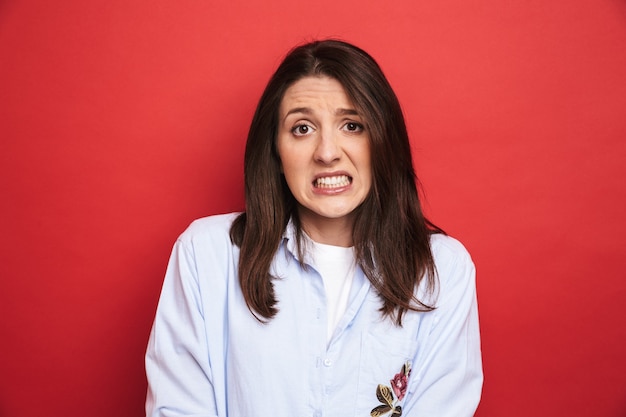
[{"x1": 146, "y1": 39, "x2": 482, "y2": 417}]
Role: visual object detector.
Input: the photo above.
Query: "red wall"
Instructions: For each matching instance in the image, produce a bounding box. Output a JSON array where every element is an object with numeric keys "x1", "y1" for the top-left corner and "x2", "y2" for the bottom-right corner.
[{"x1": 1, "y1": 1, "x2": 625, "y2": 416}]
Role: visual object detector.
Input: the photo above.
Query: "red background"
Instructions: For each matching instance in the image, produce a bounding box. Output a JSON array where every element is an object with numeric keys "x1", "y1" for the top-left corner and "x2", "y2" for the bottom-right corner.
[{"x1": 1, "y1": 1, "x2": 625, "y2": 416}]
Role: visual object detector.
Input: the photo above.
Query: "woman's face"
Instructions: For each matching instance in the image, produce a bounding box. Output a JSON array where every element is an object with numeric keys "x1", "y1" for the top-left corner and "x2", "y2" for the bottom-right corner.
[{"x1": 276, "y1": 76, "x2": 372, "y2": 236}]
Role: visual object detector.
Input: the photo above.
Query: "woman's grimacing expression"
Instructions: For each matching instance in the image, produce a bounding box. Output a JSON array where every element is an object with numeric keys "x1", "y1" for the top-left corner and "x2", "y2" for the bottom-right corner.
[{"x1": 277, "y1": 76, "x2": 372, "y2": 242}]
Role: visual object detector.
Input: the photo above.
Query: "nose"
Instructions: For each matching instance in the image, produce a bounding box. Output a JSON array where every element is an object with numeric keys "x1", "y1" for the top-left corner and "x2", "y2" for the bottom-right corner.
[{"x1": 313, "y1": 129, "x2": 341, "y2": 165}]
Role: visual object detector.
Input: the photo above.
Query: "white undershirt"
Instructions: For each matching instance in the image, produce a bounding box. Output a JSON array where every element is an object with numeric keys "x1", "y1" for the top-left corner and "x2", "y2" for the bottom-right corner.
[{"x1": 307, "y1": 238, "x2": 356, "y2": 344}]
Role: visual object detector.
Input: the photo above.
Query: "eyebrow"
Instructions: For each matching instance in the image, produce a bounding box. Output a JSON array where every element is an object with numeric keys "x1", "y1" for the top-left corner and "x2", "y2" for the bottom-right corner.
[
  {"x1": 283, "y1": 107, "x2": 312, "y2": 120},
  {"x1": 282, "y1": 107, "x2": 361, "y2": 122}
]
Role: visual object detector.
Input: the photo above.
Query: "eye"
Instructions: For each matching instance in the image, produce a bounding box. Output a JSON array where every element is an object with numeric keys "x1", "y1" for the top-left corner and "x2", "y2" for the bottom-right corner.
[
  {"x1": 291, "y1": 123, "x2": 314, "y2": 137},
  {"x1": 342, "y1": 122, "x2": 364, "y2": 132}
]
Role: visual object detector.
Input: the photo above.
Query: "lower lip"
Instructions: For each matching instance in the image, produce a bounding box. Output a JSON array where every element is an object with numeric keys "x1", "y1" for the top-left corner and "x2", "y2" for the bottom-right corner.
[{"x1": 312, "y1": 183, "x2": 352, "y2": 195}]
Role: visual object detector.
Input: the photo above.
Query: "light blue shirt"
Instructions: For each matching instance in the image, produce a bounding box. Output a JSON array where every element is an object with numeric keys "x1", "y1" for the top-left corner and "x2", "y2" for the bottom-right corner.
[{"x1": 146, "y1": 213, "x2": 482, "y2": 416}]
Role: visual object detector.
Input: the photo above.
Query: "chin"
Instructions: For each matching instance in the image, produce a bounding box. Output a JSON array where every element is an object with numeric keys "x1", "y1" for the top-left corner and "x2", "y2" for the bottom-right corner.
[{"x1": 312, "y1": 208, "x2": 357, "y2": 220}]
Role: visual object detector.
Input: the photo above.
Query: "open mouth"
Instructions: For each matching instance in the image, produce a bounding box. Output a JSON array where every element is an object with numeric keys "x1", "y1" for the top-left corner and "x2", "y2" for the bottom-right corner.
[{"x1": 313, "y1": 175, "x2": 352, "y2": 189}]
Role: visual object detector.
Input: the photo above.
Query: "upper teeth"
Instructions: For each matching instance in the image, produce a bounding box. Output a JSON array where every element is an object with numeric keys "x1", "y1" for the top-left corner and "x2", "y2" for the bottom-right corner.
[{"x1": 315, "y1": 175, "x2": 350, "y2": 188}]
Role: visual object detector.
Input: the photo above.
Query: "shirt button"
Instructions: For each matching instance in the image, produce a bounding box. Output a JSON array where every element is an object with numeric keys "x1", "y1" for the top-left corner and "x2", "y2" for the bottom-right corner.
[{"x1": 323, "y1": 358, "x2": 332, "y2": 367}]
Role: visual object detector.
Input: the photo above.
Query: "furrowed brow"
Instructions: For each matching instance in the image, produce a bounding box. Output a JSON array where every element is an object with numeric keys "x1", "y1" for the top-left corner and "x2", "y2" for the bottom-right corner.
[
  {"x1": 282, "y1": 107, "x2": 312, "y2": 122},
  {"x1": 335, "y1": 108, "x2": 360, "y2": 116}
]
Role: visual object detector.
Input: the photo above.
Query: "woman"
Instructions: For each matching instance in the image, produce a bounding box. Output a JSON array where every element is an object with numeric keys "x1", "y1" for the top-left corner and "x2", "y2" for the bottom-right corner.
[{"x1": 146, "y1": 39, "x2": 482, "y2": 417}]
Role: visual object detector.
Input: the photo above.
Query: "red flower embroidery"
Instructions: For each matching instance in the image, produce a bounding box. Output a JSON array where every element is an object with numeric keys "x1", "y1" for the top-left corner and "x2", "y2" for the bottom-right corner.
[
  {"x1": 390, "y1": 371, "x2": 408, "y2": 401},
  {"x1": 370, "y1": 362, "x2": 412, "y2": 417}
]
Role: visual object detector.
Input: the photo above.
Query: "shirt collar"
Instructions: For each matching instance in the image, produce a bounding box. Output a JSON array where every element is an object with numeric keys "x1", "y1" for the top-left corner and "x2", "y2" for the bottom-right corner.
[
  {"x1": 282, "y1": 216, "x2": 296, "y2": 248},
  {"x1": 280, "y1": 217, "x2": 307, "y2": 264},
  {"x1": 278, "y1": 216, "x2": 371, "y2": 301},
  {"x1": 280, "y1": 217, "x2": 315, "y2": 267}
]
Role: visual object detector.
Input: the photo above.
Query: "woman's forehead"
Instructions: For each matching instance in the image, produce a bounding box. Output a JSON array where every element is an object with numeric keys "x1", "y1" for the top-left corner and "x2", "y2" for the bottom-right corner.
[{"x1": 279, "y1": 76, "x2": 359, "y2": 117}]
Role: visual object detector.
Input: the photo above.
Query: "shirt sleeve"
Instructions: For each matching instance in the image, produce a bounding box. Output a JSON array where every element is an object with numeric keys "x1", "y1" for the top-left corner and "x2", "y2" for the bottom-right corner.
[
  {"x1": 145, "y1": 238, "x2": 219, "y2": 417},
  {"x1": 403, "y1": 238, "x2": 483, "y2": 416}
]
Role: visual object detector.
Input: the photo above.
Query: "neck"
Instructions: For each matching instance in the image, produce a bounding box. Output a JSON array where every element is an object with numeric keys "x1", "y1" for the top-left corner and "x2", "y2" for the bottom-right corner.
[{"x1": 298, "y1": 209, "x2": 354, "y2": 247}]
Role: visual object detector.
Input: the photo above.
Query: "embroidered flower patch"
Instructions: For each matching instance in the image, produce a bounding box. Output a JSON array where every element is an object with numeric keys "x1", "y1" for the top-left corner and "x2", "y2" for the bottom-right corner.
[{"x1": 370, "y1": 361, "x2": 411, "y2": 417}]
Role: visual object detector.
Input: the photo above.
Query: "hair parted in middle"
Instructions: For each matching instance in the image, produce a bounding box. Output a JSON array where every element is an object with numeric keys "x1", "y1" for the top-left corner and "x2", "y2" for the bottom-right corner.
[{"x1": 230, "y1": 39, "x2": 442, "y2": 325}]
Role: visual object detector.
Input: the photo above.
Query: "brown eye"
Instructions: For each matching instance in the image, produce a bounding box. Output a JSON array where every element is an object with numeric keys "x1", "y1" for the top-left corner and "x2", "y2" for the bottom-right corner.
[
  {"x1": 342, "y1": 122, "x2": 364, "y2": 132},
  {"x1": 292, "y1": 124, "x2": 313, "y2": 136}
]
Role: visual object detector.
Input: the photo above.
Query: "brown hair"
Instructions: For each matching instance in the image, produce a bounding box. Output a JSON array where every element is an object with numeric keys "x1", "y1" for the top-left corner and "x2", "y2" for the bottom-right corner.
[{"x1": 230, "y1": 39, "x2": 442, "y2": 325}]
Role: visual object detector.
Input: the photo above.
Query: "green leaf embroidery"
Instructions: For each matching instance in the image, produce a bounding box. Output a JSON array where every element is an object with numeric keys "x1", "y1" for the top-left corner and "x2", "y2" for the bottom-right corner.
[{"x1": 375, "y1": 384, "x2": 394, "y2": 406}]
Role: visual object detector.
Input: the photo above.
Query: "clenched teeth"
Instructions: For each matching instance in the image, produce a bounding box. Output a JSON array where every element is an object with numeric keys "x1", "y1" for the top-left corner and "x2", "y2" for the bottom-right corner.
[{"x1": 314, "y1": 175, "x2": 351, "y2": 188}]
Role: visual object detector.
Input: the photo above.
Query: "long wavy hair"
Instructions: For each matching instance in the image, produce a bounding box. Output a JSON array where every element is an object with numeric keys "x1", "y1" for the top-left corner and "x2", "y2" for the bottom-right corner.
[{"x1": 230, "y1": 39, "x2": 442, "y2": 325}]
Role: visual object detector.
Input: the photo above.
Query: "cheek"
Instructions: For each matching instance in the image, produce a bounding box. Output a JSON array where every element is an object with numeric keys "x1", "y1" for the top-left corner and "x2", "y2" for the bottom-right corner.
[
  {"x1": 361, "y1": 146, "x2": 373, "y2": 184},
  {"x1": 277, "y1": 144, "x2": 305, "y2": 178},
  {"x1": 279, "y1": 159, "x2": 305, "y2": 188},
  {"x1": 280, "y1": 158, "x2": 295, "y2": 177}
]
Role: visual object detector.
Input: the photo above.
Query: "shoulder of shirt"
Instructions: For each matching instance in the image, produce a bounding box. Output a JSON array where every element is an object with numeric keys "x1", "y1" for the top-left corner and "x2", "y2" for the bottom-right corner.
[
  {"x1": 430, "y1": 233, "x2": 471, "y2": 259},
  {"x1": 176, "y1": 212, "x2": 241, "y2": 246},
  {"x1": 429, "y1": 232, "x2": 474, "y2": 273},
  {"x1": 428, "y1": 233, "x2": 476, "y2": 299}
]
